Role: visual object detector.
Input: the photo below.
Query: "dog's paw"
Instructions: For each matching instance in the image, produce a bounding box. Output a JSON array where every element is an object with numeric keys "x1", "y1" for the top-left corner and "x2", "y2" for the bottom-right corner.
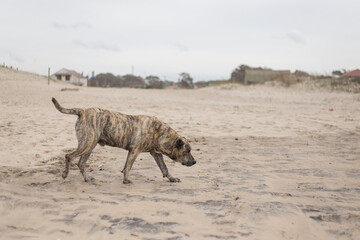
[
  {"x1": 169, "y1": 177, "x2": 181, "y2": 183},
  {"x1": 62, "y1": 171, "x2": 68, "y2": 179},
  {"x1": 84, "y1": 175, "x2": 95, "y2": 182},
  {"x1": 123, "y1": 179, "x2": 132, "y2": 184}
]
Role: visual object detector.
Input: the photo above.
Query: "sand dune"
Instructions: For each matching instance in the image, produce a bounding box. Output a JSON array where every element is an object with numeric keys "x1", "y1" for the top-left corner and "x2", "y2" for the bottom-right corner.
[{"x1": 0, "y1": 68, "x2": 359, "y2": 240}]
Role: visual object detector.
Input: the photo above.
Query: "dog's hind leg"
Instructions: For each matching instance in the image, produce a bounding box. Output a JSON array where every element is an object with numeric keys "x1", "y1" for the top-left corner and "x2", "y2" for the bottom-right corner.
[
  {"x1": 150, "y1": 151, "x2": 180, "y2": 182},
  {"x1": 62, "y1": 140, "x2": 97, "y2": 180},
  {"x1": 121, "y1": 149, "x2": 140, "y2": 184},
  {"x1": 77, "y1": 153, "x2": 94, "y2": 182}
]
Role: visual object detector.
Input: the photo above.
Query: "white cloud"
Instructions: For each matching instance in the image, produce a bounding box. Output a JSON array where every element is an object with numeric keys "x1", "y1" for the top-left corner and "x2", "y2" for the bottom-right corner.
[
  {"x1": 168, "y1": 42, "x2": 189, "y2": 52},
  {"x1": 9, "y1": 52, "x2": 25, "y2": 63},
  {"x1": 53, "y1": 22, "x2": 92, "y2": 30},
  {"x1": 286, "y1": 30, "x2": 307, "y2": 45},
  {"x1": 73, "y1": 40, "x2": 120, "y2": 52}
]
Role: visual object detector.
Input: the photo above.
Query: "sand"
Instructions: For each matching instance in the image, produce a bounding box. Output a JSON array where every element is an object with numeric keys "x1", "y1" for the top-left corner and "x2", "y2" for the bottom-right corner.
[{"x1": 0, "y1": 67, "x2": 359, "y2": 240}]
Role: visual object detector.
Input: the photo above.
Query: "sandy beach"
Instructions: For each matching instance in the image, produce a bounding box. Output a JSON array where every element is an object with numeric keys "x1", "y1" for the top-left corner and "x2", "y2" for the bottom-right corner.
[{"x1": 0, "y1": 67, "x2": 359, "y2": 240}]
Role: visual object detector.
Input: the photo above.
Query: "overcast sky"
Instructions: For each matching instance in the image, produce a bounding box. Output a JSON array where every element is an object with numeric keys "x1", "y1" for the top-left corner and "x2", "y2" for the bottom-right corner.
[{"x1": 1, "y1": 0, "x2": 359, "y2": 81}]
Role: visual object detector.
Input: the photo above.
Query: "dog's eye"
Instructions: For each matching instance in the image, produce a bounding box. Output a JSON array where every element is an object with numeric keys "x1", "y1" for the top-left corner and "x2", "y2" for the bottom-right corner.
[{"x1": 185, "y1": 144, "x2": 191, "y2": 153}]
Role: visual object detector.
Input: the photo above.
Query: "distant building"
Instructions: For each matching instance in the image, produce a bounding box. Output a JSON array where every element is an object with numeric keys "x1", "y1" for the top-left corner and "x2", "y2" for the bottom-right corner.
[
  {"x1": 240, "y1": 69, "x2": 291, "y2": 84},
  {"x1": 231, "y1": 65, "x2": 291, "y2": 84},
  {"x1": 52, "y1": 68, "x2": 87, "y2": 86},
  {"x1": 342, "y1": 69, "x2": 360, "y2": 78},
  {"x1": 244, "y1": 69, "x2": 291, "y2": 84}
]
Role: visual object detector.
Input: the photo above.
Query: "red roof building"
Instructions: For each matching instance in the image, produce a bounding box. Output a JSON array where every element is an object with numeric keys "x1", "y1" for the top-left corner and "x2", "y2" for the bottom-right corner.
[{"x1": 342, "y1": 69, "x2": 360, "y2": 77}]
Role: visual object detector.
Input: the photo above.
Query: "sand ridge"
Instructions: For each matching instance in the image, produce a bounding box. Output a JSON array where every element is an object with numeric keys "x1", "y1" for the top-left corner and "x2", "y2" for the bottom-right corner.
[{"x1": 0, "y1": 68, "x2": 359, "y2": 239}]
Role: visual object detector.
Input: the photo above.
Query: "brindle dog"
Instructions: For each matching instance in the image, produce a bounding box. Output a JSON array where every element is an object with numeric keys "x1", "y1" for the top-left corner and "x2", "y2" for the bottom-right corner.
[{"x1": 52, "y1": 98, "x2": 196, "y2": 184}]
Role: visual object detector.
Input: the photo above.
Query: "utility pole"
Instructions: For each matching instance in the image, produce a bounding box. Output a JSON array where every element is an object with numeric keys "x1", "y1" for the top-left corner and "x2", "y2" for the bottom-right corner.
[{"x1": 48, "y1": 67, "x2": 50, "y2": 85}]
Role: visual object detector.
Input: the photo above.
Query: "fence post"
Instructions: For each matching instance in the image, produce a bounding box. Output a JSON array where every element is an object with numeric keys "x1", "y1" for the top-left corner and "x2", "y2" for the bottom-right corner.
[{"x1": 48, "y1": 67, "x2": 50, "y2": 85}]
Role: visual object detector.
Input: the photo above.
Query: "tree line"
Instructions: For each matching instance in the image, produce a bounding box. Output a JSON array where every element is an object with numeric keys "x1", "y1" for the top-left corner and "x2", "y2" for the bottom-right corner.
[
  {"x1": 88, "y1": 72, "x2": 194, "y2": 89},
  {"x1": 87, "y1": 65, "x2": 354, "y2": 89}
]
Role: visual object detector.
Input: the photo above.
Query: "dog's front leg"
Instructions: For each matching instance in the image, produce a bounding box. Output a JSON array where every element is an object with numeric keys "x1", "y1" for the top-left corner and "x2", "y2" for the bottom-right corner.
[
  {"x1": 150, "y1": 151, "x2": 180, "y2": 182},
  {"x1": 121, "y1": 149, "x2": 140, "y2": 184},
  {"x1": 78, "y1": 153, "x2": 94, "y2": 182}
]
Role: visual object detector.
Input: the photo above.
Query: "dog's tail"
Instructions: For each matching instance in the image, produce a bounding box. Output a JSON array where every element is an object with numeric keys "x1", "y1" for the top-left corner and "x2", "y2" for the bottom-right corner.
[{"x1": 52, "y1": 98, "x2": 81, "y2": 116}]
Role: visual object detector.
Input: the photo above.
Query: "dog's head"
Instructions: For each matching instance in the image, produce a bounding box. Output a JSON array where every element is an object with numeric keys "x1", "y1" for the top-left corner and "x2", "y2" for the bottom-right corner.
[{"x1": 170, "y1": 138, "x2": 196, "y2": 167}]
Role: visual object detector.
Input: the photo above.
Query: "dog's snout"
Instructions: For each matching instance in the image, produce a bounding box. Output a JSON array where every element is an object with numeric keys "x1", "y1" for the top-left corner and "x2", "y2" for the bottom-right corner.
[{"x1": 186, "y1": 161, "x2": 196, "y2": 167}]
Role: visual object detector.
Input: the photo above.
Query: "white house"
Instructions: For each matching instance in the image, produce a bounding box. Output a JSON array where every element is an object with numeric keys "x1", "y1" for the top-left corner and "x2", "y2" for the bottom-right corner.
[{"x1": 52, "y1": 68, "x2": 87, "y2": 86}]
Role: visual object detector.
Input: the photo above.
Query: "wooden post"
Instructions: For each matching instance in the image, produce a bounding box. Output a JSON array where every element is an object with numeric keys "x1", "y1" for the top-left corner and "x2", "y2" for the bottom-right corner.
[{"x1": 48, "y1": 67, "x2": 50, "y2": 85}]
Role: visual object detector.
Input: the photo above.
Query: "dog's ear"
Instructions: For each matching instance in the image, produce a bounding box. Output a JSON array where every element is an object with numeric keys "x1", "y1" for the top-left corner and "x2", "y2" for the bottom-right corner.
[{"x1": 175, "y1": 139, "x2": 184, "y2": 149}]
